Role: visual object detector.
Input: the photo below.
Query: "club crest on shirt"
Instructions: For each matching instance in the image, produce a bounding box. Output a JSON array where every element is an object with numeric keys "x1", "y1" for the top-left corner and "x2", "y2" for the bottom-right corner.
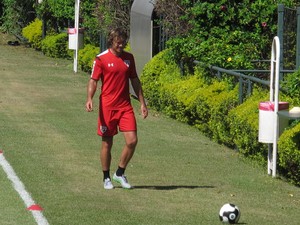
[
  {"x1": 100, "y1": 126, "x2": 107, "y2": 133},
  {"x1": 124, "y1": 60, "x2": 130, "y2": 67}
]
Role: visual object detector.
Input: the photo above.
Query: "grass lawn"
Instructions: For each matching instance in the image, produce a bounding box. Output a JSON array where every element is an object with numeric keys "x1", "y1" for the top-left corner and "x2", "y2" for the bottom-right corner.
[{"x1": 0, "y1": 33, "x2": 300, "y2": 225}]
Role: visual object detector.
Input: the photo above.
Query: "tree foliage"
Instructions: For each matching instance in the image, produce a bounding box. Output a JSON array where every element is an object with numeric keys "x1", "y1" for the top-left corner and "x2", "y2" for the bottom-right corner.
[
  {"x1": 153, "y1": 0, "x2": 192, "y2": 37},
  {"x1": 0, "y1": 0, "x2": 35, "y2": 36},
  {"x1": 94, "y1": 0, "x2": 134, "y2": 35},
  {"x1": 2, "y1": 0, "x2": 300, "y2": 70},
  {"x1": 154, "y1": 0, "x2": 300, "y2": 70},
  {"x1": 35, "y1": 0, "x2": 74, "y2": 33}
]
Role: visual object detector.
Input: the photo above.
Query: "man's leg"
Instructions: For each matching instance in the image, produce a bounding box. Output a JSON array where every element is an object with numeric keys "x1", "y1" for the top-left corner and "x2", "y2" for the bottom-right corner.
[
  {"x1": 101, "y1": 136, "x2": 113, "y2": 171},
  {"x1": 119, "y1": 131, "x2": 138, "y2": 169},
  {"x1": 101, "y1": 136, "x2": 114, "y2": 189},
  {"x1": 113, "y1": 131, "x2": 137, "y2": 189}
]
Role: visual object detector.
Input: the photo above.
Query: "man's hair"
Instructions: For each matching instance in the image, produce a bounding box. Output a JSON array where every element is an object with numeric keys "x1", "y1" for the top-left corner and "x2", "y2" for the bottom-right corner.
[{"x1": 107, "y1": 28, "x2": 128, "y2": 48}]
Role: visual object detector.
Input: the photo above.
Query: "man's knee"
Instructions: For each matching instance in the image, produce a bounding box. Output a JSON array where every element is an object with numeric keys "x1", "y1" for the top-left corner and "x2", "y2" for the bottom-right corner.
[
  {"x1": 102, "y1": 136, "x2": 113, "y2": 149},
  {"x1": 126, "y1": 137, "x2": 138, "y2": 149}
]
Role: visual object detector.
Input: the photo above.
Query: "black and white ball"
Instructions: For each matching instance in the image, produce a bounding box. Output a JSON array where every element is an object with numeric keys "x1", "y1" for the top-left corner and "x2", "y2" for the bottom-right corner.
[{"x1": 219, "y1": 203, "x2": 240, "y2": 224}]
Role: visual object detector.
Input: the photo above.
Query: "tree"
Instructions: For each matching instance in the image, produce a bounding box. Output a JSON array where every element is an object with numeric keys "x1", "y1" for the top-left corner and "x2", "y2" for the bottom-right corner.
[
  {"x1": 1, "y1": 0, "x2": 35, "y2": 37},
  {"x1": 154, "y1": 0, "x2": 300, "y2": 70},
  {"x1": 94, "y1": 0, "x2": 134, "y2": 35},
  {"x1": 0, "y1": 0, "x2": 4, "y2": 25},
  {"x1": 153, "y1": 0, "x2": 194, "y2": 38},
  {"x1": 35, "y1": 0, "x2": 74, "y2": 34}
]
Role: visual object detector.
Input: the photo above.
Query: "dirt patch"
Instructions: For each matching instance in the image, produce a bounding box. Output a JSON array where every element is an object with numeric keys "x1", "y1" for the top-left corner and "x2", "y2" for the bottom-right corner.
[{"x1": 0, "y1": 32, "x2": 19, "y2": 45}]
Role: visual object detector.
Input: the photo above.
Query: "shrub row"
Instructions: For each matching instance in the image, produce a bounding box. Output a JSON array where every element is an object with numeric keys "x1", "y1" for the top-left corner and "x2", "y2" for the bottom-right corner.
[
  {"x1": 41, "y1": 33, "x2": 71, "y2": 59},
  {"x1": 22, "y1": 18, "x2": 99, "y2": 73},
  {"x1": 141, "y1": 50, "x2": 300, "y2": 186},
  {"x1": 278, "y1": 122, "x2": 300, "y2": 186}
]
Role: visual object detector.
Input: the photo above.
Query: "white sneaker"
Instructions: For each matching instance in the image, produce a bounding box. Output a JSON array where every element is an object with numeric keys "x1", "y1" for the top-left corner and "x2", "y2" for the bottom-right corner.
[
  {"x1": 103, "y1": 178, "x2": 114, "y2": 190},
  {"x1": 113, "y1": 173, "x2": 132, "y2": 189}
]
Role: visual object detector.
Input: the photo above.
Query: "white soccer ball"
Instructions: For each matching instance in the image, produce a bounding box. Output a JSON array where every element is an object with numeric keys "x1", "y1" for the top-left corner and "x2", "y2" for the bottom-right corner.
[{"x1": 219, "y1": 203, "x2": 241, "y2": 224}]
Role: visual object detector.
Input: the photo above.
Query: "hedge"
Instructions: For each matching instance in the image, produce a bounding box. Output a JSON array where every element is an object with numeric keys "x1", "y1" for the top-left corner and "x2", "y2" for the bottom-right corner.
[
  {"x1": 41, "y1": 33, "x2": 71, "y2": 59},
  {"x1": 278, "y1": 121, "x2": 300, "y2": 186},
  {"x1": 141, "y1": 49, "x2": 182, "y2": 111},
  {"x1": 22, "y1": 18, "x2": 43, "y2": 50},
  {"x1": 141, "y1": 50, "x2": 300, "y2": 185},
  {"x1": 22, "y1": 18, "x2": 100, "y2": 74},
  {"x1": 228, "y1": 88, "x2": 269, "y2": 163}
]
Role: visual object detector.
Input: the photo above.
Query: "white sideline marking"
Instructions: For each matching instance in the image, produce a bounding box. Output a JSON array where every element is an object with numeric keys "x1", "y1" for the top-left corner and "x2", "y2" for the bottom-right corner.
[{"x1": 0, "y1": 152, "x2": 49, "y2": 225}]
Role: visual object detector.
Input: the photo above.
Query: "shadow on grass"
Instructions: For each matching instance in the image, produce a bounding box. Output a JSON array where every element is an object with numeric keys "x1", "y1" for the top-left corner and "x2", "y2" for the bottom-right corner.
[{"x1": 132, "y1": 185, "x2": 215, "y2": 190}]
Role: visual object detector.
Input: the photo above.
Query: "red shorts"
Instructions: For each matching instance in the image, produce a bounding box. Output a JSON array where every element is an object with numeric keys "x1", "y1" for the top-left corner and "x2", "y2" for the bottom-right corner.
[{"x1": 98, "y1": 107, "x2": 137, "y2": 136}]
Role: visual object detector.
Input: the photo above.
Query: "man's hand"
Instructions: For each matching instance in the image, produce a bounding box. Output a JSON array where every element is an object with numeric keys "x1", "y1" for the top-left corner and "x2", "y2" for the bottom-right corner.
[
  {"x1": 141, "y1": 104, "x2": 148, "y2": 119},
  {"x1": 86, "y1": 79, "x2": 97, "y2": 112},
  {"x1": 85, "y1": 100, "x2": 93, "y2": 112}
]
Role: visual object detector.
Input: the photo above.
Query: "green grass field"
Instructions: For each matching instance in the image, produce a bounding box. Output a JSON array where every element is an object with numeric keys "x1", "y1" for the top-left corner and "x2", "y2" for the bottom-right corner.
[{"x1": 1, "y1": 33, "x2": 300, "y2": 225}]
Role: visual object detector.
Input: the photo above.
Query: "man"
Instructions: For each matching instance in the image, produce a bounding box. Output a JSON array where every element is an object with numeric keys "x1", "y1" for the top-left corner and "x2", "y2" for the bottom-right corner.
[{"x1": 85, "y1": 28, "x2": 148, "y2": 190}]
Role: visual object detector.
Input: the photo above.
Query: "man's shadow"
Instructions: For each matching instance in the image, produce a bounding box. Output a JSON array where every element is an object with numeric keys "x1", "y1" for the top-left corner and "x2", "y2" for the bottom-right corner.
[{"x1": 132, "y1": 185, "x2": 215, "y2": 190}]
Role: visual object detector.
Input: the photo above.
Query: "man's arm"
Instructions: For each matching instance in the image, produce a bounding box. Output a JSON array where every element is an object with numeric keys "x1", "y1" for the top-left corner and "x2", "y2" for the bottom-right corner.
[
  {"x1": 85, "y1": 78, "x2": 98, "y2": 112},
  {"x1": 130, "y1": 77, "x2": 148, "y2": 119}
]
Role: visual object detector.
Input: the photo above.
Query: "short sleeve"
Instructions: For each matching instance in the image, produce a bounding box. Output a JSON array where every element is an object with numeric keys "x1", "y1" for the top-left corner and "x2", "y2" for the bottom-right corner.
[{"x1": 91, "y1": 57, "x2": 102, "y2": 80}]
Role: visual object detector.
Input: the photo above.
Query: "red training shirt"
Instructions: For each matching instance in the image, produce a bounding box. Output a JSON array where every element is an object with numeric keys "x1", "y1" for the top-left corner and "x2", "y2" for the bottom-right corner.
[{"x1": 91, "y1": 49, "x2": 138, "y2": 110}]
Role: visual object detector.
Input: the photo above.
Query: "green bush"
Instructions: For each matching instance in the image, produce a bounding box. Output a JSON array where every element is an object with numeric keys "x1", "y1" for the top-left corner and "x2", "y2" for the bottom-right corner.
[
  {"x1": 227, "y1": 88, "x2": 268, "y2": 163},
  {"x1": 22, "y1": 18, "x2": 43, "y2": 50},
  {"x1": 282, "y1": 69, "x2": 300, "y2": 99},
  {"x1": 78, "y1": 44, "x2": 99, "y2": 74},
  {"x1": 41, "y1": 33, "x2": 70, "y2": 58},
  {"x1": 278, "y1": 122, "x2": 300, "y2": 185},
  {"x1": 166, "y1": 79, "x2": 238, "y2": 138},
  {"x1": 142, "y1": 45, "x2": 300, "y2": 185},
  {"x1": 141, "y1": 50, "x2": 182, "y2": 110},
  {"x1": 142, "y1": 52, "x2": 240, "y2": 141},
  {"x1": 161, "y1": 75, "x2": 208, "y2": 126},
  {"x1": 208, "y1": 84, "x2": 239, "y2": 146}
]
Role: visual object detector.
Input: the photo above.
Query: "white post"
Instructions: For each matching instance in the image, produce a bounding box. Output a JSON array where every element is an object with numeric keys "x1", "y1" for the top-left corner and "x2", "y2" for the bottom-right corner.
[
  {"x1": 268, "y1": 37, "x2": 275, "y2": 175},
  {"x1": 74, "y1": 0, "x2": 80, "y2": 73},
  {"x1": 269, "y1": 36, "x2": 280, "y2": 177}
]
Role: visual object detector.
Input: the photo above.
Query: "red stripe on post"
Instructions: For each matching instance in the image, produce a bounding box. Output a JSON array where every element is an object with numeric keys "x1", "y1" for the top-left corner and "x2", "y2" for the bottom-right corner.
[{"x1": 259, "y1": 101, "x2": 289, "y2": 111}]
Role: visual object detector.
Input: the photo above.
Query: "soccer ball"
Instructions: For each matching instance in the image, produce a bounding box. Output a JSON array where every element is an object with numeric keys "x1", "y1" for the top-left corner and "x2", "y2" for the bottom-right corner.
[{"x1": 219, "y1": 203, "x2": 241, "y2": 224}]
